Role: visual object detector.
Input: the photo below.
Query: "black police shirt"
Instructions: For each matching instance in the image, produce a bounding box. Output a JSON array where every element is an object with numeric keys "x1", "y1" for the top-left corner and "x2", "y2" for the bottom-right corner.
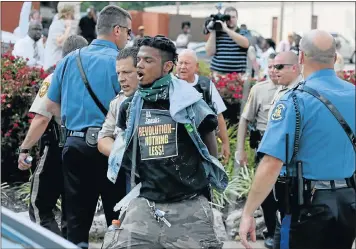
[{"x1": 118, "y1": 97, "x2": 217, "y2": 202}]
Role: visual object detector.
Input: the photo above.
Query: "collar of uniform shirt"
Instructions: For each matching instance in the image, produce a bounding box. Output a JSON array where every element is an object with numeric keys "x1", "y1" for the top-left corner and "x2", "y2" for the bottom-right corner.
[
  {"x1": 304, "y1": 68, "x2": 336, "y2": 82},
  {"x1": 90, "y1": 39, "x2": 119, "y2": 51},
  {"x1": 282, "y1": 74, "x2": 304, "y2": 90}
]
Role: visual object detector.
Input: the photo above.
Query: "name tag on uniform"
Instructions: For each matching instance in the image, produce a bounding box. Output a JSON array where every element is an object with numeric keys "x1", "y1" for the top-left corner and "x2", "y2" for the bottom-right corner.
[{"x1": 138, "y1": 109, "x2": 178, "y2": 160}]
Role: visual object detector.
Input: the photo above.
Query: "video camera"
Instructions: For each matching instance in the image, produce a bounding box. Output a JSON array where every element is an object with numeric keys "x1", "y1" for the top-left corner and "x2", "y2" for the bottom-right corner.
[{"x1": 204, "y1": 3, "x2": 231, "y2": 34}]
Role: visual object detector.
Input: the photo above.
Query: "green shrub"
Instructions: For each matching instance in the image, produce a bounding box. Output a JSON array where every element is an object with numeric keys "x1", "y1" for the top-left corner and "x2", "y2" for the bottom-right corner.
[{"x1": 212, "y1": 123, "x2": 256, "y2": 210}]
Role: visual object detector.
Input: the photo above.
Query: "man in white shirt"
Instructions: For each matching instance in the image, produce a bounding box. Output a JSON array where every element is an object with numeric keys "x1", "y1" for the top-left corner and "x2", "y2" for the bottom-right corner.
[
  {"x1": 13, "y1": 3, "x2": 42, "y2": 38},
  {"x1": 13, "y1": 21, "x2": 45, "y2": 67},
  {"x1": 176, "y1": 49, "x2": 230, "y2": 163},
  {"x1": 276, "y1": 32, "x2": 294, "y2": 53}
]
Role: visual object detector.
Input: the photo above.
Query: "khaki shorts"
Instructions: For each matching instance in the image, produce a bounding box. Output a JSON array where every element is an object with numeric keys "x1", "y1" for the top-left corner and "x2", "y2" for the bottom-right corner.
[{"x1": 102, "y1": 195, "x2": 223, "y2": 249}]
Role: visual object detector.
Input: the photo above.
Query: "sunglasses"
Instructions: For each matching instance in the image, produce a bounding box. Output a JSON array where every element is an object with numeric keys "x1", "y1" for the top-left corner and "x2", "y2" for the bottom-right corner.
[
  {"x1": 113, "y1": 25, "x2": 132, "y2": 36},
  {"x1": 273, "y1": 64, "x2": 294, "y2": 70}
]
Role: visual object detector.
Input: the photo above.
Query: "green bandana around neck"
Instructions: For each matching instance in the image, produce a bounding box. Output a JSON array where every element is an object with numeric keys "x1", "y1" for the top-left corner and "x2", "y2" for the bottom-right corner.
[{"x1": 138, "y1": 74, "x2": 171, "y2": 102}]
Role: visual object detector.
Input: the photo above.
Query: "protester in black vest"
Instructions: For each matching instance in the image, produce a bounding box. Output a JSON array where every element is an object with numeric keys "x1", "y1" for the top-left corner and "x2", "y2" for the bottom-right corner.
[{"x1": 176, "y1": 49, "x2": 230, "y2": 163}]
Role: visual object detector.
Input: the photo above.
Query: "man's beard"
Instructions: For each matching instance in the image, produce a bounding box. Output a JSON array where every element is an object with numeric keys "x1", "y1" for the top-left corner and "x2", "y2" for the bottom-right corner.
[{"x1": 32, "y1": 35, "x2": 41, "y2": 42}]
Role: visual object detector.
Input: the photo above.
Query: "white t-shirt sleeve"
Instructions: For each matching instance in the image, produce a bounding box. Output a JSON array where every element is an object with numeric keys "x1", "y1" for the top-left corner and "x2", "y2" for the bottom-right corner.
[{"x1": 211, "y1": 82, "x2": 227, "y2": 114}]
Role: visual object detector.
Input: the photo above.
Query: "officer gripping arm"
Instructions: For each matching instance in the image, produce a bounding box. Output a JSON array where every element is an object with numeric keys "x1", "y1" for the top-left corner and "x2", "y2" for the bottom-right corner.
[
  {"x1": 238, "y1": 96, "x2": 297, "y2": 248},
  {"x1": 18, "y1": 35, "x2": 88, "y2": 170},
  {"x1": 98, "y1": 46, "x2": 139, "y2": 157}
]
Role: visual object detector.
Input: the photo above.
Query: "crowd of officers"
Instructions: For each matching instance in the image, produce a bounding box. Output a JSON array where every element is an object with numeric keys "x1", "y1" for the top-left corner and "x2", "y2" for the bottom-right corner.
[{"x1": 17, "y1": 4, "x2": 355, "y2": 249}]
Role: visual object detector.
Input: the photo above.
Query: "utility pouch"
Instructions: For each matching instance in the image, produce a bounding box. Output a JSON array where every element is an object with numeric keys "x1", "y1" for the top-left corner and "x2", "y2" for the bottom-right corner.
[{"x1": 85, "y1": 127, "x2": 101, "y2": 147}]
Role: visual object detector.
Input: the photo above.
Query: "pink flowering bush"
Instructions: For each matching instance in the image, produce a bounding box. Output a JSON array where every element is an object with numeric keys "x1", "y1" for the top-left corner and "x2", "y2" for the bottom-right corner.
[
  {"x1": 211, "y1": 72, "x2": 245, "y2": 104},
  {"x1": 1, "y1": 49, "x2": 49, "y2": 182}
]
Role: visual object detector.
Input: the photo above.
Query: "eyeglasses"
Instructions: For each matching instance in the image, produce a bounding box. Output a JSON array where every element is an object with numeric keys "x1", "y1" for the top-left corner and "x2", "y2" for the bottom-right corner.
[
  {"x1": 273, "y1": 64, "x2": 294, "y2": 70},
  {"x1": 113, "y1": 25, "x2": 132, "y2": 36}
]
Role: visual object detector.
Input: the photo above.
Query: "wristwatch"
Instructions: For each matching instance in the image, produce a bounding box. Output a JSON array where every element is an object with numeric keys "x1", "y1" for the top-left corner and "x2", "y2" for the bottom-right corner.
[{"x1": 18, "y1": 147, "x2": 30, "y2": 154}]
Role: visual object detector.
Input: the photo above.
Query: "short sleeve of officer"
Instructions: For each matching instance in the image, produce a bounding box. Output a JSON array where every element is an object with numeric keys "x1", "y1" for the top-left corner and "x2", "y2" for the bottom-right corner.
[
  {"x1": 29, "y1": 74, "x2": 53, "y2": 119},
  {"x1": 99, "y1": 94, "x2": 126, "y2": 139},
  {"x1": 241, "y1": 86, "x2": 258, "y2": 122},
  {"x1": 47, "y1": 57, "x2": 66, "y2": 103},
  {"x1": 257, "y1": 98, "x2": 297, "y2": 163}
]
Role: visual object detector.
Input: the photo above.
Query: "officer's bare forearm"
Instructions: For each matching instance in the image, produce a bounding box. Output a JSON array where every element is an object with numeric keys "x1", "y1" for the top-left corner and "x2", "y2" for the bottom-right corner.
[
  {"x1": 20, "y1": 114, "x2": 50, "y2": 149},
  {"x1": 98, "y1": 137, "x2": 114, "y2": 157},
  {"x1": 225, "y1": 28, "x2": 249, "y2": 48},
  {"x1": 237, "y1": 117, "x2": 248, "y2": 151},
  {"x1": 46, "y1": 97, "x2": 61, "y2": 118},
  {"x1": 203, "y1": 131, "x2": 218, "y2": 157},
  {"x1": 242, "y1": 155, "x2": 283, "y2": 216},
  {"x1": 205, "y1": 31, "x2": 216, "y2": 56},
  {"x1": 217, "y1": 114, "x2": 229, "y2": 145}
]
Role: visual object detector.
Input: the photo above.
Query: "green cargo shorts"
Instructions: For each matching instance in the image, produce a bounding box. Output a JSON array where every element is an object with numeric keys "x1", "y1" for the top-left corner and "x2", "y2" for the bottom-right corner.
[{"x1": 102, "y1": 195, "x2": 223, "y2": 249}]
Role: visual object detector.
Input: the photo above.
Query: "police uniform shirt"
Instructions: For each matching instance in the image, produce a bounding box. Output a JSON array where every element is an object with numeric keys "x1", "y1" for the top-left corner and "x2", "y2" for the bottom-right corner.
[
  {"x1": 98, "y1": 92, "x2": 127, "y2": 140},
  {"x1": 268, "y1": 74, "x2": 303, "y2": 121},
  {"x1": 258, "y1": 69, "x2": 355, "y2": 180},
  {"x1": 241, "y1": 80, "x2": 278, "y2": 131},
  {"x1": 47, "y1": 39, "x2": 120, "y2": 131},
  {"x1": 191, "y1": 74, "x2": 227, "y2": 114},
  {"x1": 29, "y1": 73, "x2": 61, "y2": 125}
]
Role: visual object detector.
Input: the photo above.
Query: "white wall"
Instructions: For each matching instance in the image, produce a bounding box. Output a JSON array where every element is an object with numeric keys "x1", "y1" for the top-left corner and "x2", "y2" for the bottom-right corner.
[{"x1": 145, "y1": 1, "x2": 355, "y2": 44}]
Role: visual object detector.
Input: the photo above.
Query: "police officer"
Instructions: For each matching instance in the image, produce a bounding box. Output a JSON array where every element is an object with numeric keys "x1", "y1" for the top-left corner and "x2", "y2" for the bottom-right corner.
[
  {"x1": 98, "y1": 46, "x2": 139, "y2": 157},
  {"x1": 268, "y1": 51, "x2": 303, "y2": 120},
  {"x1": 17, "y1": 35, "x2": 88, "y2": 236},
  {"x1": 46, "y1": 5, "x2": 132, "y2": 248},
  {"x1": 98, "y1": 47, "x2": 139, "y2": 192},
  {"x1": 236, "y1": 53, "x2": 278, "y2": 249},
  {"x1": 239, "y1": 30, "x2": 355, "y2": 249},
  {"x1": 176, "y1": 49, "x2": 230, "y2": 162}
]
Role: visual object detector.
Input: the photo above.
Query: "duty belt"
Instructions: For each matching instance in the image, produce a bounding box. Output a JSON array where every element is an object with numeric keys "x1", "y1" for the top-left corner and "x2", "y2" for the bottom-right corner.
[
  {"x1": 68, "y1": 131, "x2": 85, "y2": 138},
  {"x1": 307, "y1": 179, "x2": 349, "y2": 190}
]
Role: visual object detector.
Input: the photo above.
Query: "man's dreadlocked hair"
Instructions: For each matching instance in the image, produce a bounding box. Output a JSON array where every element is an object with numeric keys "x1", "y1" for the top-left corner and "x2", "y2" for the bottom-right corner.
[{"x1": 136, "y1": 35, "x2": 178, "y2": 73}]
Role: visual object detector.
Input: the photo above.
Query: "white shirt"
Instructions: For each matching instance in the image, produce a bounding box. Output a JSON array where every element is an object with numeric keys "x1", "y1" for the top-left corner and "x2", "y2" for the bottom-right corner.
[
  {"x1": 257, "y1": 47, "x2": 275, "y2": 77},
  {"x1": 44, "y1": 19, "x2": 66, "y2": 70},
  {"x1": 277, "y1": 40, "x2": 292, "y2": 53},
  {"x1": 176, "y1": 33, "x2": 191, "y2": 48},
  {"x1": 12, "y1": 35, "x2": 45, "y2": 67},
  {"x1": 190, "y1": 74, "x2": 227, "y2": 115}
]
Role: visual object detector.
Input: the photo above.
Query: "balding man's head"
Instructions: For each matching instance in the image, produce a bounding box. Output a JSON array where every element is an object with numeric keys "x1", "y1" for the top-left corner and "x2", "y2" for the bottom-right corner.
[
  {"x1": 275, "y1": 51, "x2": 299, "y2": 64},
  {"x1": 300, "y1": 30, "x2": 336, "y2": 65},
  {"x1": 273, "y1": 51, "x2": 301, "y2": 86},
  {"x1": 176, "y1": 49, "x2": 199, "y2": 83},
  {"x1": 28, "y1": 21, "x2": 43, "y2": 42}
]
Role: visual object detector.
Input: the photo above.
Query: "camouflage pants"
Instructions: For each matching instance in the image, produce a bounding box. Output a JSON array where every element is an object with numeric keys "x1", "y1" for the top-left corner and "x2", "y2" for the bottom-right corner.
[{"x1": 102, "y1": 195, "x2": 223, "y2": 249}]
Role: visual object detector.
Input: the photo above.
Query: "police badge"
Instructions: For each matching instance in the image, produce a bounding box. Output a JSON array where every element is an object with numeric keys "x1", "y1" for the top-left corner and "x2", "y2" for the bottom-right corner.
[{"x1": 271, "y1": 103, "x2": 286, "y2": 121}]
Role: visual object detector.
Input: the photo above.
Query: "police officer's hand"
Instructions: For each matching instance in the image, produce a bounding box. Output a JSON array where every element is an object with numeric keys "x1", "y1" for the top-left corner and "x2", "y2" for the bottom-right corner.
[
  {"x1": 221, "y1": 142, "x2": 230, "y2": 164},
  {"x1": 18, "y1": 153, "x2": 31, "y2": 171},
  {"x1": 239, "y1": 214, "x2": 257, "y2": 249}
]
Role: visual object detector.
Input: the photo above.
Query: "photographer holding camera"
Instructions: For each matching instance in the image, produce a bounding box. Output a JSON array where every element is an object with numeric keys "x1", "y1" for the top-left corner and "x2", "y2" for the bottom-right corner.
[{"x1": 205, "y1": 6, "x2": 250, "y2": 75}]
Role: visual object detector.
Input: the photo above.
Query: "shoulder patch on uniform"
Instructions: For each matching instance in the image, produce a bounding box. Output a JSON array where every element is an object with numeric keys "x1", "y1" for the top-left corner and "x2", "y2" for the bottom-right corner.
[
  {"x1": 271, "y1": 103, "x2": 286, "y2": 121},
  {"x1": 39, "y1": 80, "x2": 50, "y2": 98}
]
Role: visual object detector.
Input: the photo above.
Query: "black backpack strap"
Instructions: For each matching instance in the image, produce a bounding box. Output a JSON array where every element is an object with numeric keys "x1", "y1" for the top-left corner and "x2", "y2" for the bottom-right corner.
[
  {"x1": 298, "y1": 85, "x2": 356, "y2": 151},
  {"x1": 76, "y1": 49, "x2": 108, "y2": 116},
  {"x1": 198, "y1": 75, "x2": 216, "y2": 113}
]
